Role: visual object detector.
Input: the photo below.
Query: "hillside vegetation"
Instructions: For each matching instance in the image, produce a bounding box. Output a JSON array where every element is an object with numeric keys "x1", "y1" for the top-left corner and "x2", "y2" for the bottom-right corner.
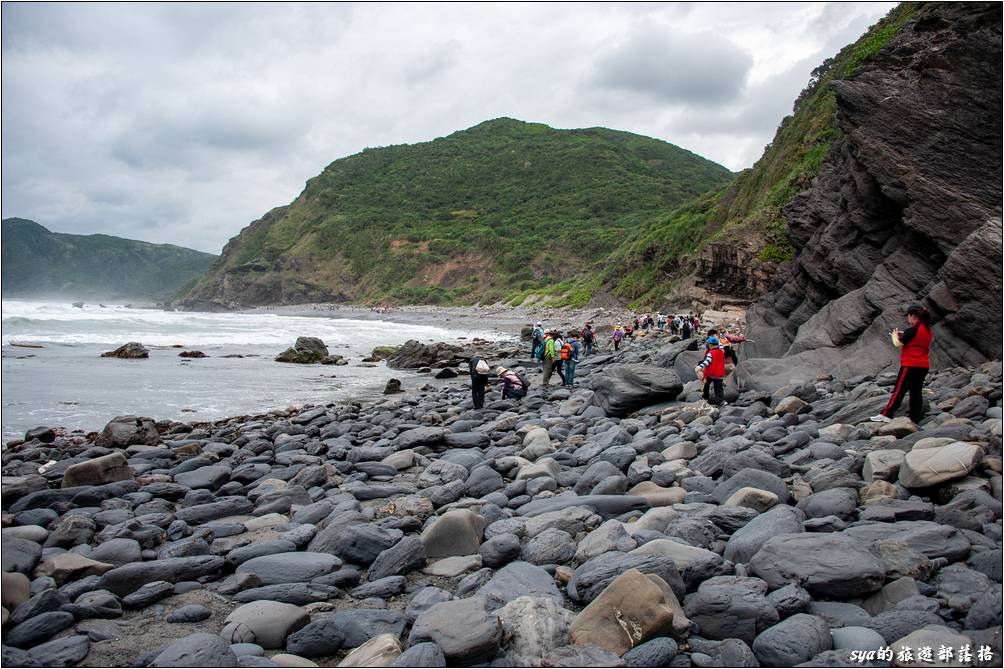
[
  {"x1": 1, "y1": 218, "x2": 218, "y2": 300},
  {"x1": 600, "y1": 2, "x2": 920, "y2": 309},
  {"x1": 184, "y1": 119, "x2": 733, "y2": 307}
]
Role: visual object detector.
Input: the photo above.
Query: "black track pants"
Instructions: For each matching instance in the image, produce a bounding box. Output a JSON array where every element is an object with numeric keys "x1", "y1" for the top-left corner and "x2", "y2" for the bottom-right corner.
[{"x1": 881, "y1": 366, "x2": 928, "y2": 423}]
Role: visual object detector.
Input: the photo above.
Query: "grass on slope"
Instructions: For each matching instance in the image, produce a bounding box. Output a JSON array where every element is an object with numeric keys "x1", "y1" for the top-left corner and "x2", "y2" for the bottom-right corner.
[{"x1": 199, "y1": 118, "x2": 733, "y2": 305}]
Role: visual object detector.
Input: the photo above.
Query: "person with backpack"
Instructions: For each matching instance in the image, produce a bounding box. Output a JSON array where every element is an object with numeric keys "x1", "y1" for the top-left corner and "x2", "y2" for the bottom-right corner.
[
  {"x1": 610, "y1": 325, "x2": 624, "y2": 351},
  {"x1": 468, "y1": 355, "x2": 491, "y2": 409},
  {"x1": 562, "y1": 332, "x2": 581, "y2": 387},
  {"x1": 581, "y1": 322, "x2": 595, "y2": 356},
  {"x1": 695, "y1": 336, "x2": 726, "y2": 406},
  {"x1": 872, "y1": 304, "x2": 934, "y2": 424},
  {"x1": 497, "y1": 366, "x2": 528, "y2": 400},
  {"x1": 531, "y1": 322, "x2": 544, "y2": 359},
  {"x1": 541, "y1": 331, "x2": 566, "y2": 386}
]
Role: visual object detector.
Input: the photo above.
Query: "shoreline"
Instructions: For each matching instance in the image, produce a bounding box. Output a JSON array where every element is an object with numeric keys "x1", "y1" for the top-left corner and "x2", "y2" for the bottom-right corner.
[{"x1": 2, "y1": 324, "x2": 1000, "y2": 667}]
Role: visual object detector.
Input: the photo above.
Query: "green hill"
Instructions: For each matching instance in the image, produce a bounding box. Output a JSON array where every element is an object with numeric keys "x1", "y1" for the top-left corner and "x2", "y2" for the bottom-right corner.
[
  {"x1": 600, "y1": 3, "x2": 921, "y2": 309},
  {"x1": 183, "y1": 118, "x2": 733, "y2": 308},
  {"x1": 1, "y1": 218, "x2": 218, "y2": 300}
]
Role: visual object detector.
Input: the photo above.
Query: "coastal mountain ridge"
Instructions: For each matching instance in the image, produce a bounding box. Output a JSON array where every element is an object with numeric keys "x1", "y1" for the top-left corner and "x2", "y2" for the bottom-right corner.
[
  {"x1": 1, "y1": 218, "x2": 218, "y2": 300},
  {"x1": 181, "y1": 119, "x2": 734, "y2": 310}
]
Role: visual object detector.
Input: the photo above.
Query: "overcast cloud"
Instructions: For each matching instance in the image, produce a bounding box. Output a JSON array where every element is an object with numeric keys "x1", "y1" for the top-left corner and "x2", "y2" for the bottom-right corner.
[{"x1": 2, "y1": 2, "x2": 895, "y2": 253}]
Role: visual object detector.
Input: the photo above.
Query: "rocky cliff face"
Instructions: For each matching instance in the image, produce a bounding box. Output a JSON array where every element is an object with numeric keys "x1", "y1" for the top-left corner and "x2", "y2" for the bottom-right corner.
[
  {"x1": 695, "y1": 240, "x2": 774, "y2": 301},
  {"x1": 742, "y1": 2, "x2": 1002, "y2": 387}
]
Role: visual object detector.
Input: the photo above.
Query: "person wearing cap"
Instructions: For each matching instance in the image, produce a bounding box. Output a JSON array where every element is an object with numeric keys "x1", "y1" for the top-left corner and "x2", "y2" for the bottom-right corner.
[
  {"x1": 872, "y1": 304, "x2": 934, "y2": 424},
  {"x1": 541, "y1": 331, "x2": 566, "y2": 386},
  {"x1": 531, "y1": 322, "x2": 545, "y2": 359},
  {"x1": 497, "y1": 366, "x2": 526, "y2": 400},
  {"x1": 468, "y1": 355, "x2": 491, "y2": 409},
  {"x1": 695, "y1": 336, "x2": 726, "y2": 406}
]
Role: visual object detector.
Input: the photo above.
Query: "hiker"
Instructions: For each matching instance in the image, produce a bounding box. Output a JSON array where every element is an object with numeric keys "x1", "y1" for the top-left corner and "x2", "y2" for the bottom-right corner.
[
  {"x1": 562, "y1": 331, "x2": 580, "y2": 387},
  {"x1": 610, "y1": 325, "x2": 624, "y2": 351},
  {"x1": 581, "y1": 322, "x2": 595, "y2": 356},
  {"x1": 531, "y1": 322, "x2": 544, "y2": 359},
  {"x1": 541, "y1": 331, "x2": 566, "y2": 386},
  {"x1": 681, "y1": 318, "x2": 691, "y2": 339},
  {"x1": 497, "y1": 366, "x2": 527, "y2": 400},
  {"x1": 468, "y1": 355, "x2": 491, "y2": 409},
  {"x1": 657, "y1": 313, "x2": 665, "y2": 331},
  {"x1": 872, "y1": 304, "x2": 934, "y2": 424},
  {"x1": 672, "y1": 315, "x2": 681, "y2": 335},
  {"x1": 695, "y1": 336, "x2": 726, "y2": 406},
  {"x1": 693, "y1": 315, "x2": 700, "y2": 334}
]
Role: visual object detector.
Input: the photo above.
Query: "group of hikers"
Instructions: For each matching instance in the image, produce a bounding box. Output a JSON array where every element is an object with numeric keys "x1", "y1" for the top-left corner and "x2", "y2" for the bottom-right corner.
[
  {"x1": 464, "y1": 304, "x2": 934, "y2": 426},
  {"x1": 464, "y1": 312, "x2": 733, "y2": 409}
]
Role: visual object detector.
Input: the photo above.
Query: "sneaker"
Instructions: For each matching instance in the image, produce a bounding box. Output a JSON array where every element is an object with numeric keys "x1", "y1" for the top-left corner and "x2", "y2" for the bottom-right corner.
[{"x1": 869, "y1": 414, "x2": 892, "y2": 423}]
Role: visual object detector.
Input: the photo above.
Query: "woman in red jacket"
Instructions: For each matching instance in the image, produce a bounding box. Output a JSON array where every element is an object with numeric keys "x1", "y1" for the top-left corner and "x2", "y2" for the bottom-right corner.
[{"x1": 872, "y1": 304, "x2": 933, "y2": 424}]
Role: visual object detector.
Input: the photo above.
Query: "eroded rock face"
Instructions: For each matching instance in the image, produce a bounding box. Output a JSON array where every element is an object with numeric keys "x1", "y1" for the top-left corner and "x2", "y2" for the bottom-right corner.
[{"x1": 743, "y1": 3, "x2": 1003, "y2": 387}]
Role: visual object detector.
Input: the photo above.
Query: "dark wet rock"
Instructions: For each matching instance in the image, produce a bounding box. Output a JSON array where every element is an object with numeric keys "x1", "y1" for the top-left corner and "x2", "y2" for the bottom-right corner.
[
  {"x1": 569, "y1": 552, "x2": 685, "y2": 603},
  {"x1": 275, "y1": 337, "x2": 330, "y2": 364},
  {"x1": 623, "y1": 637, "x2": 679, "y2": 668},
  {"x1": 523, "y1": 528, "x2": 576, "y2": 565},
  {"x1": 723, "y1": 505, "x2": 805, "y2": 564},
  {"x1": 101, "y1": 342, "x2": 149, "y2": 359},
  {"x1": 150, "y1": 633, "x2": 238, "y2": 667},
  {"x1": 478, "y1": 561, "x2": 564, "y2": 611},
  {"x1": 860, "y1": 610, "x2": 944, "y2": 644},
  {"x1": 329, "y1": 608, "x2": 407, "y2": 648},
  {"x1": 285, "y1": 618, "x2": 346, "y2": 658},
  {"x1": 5, "y1": 611, "x2": 75, "y2": 648},
  {"x1": 750, "y1": 533, "x2": 886, "y2": 597},
  {"x1": 843, "y1": 520, "x2": 971, "y2": 562},
  {"x1": 478, "y1": 533, "x2": 521, "y2": 568},
  {"x1": 94, "y1": 415, "x2": 159, "y2": 447},
  {"x1": 10, "y1": 590, "x2": 70, "y2": 627},
  {"x1": 312, "y1": 523, "x2": 403, "y2": 565},
  {"x1": 121, "y1": 581, "x2": 175, "y2": 609},
  {"x1": 589, "y1": 364, "x2": 684, "y2": 417},
  {"x1": 1, "y1": 537, "x2": 42, "y2": 574},
  {"x1": 752, "y1": 613, "x2": 831, "y2": 666},
  {"x1": 684, "y1": 586, "x2": 779, "y2": 644},
  {"x1": 175, "y1": 497, "x2": 253, "y2": 524},
  {"x1": 516, "y1": 495, "x2": 649, "y2": 520},
  {"x1": 711, "y1": 638, "x2": 759, "y2": 668},
  {"x1": 26, "y1": 634, "x2": 90, "y2": 667},
  {"x1": 99, "y1": 556, "x2": 225, "y2": 596},
  {"x1": 350, "y1": 575, "x2": 406, "y2": 599},
  {"x1": 368, "y1": 536, "x2": 427, "y2": 581},
  {"x1": 236, "y1": 583, "x2": 338, "y2": 605},
  {"x1": 70, "y1": 590, "x2": 122, "y2": 619},
  {"x1": 167, "y1": 604, "x2": 212, "y2": 623},
  {"x1": 713, "y1": 468, "x2": 790, "y2": 505},
  {"x1": 391, "y1": 642, "x2": 447, "y2": 668},
  {"x1": 410, "y1": 596, "x2": 502, "y2": 663},
  {"x1": 236, "y1": 552, "x2": 340, "y2": 586},
  {"x1": 767, "y1": 583, "x2": 812, "y2": 618}
]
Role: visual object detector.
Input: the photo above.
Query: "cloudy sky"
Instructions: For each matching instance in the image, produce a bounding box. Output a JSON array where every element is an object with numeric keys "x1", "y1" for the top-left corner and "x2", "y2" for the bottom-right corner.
[{"x1": 2, "y1": 2, "x2": 895, "y2": 253}]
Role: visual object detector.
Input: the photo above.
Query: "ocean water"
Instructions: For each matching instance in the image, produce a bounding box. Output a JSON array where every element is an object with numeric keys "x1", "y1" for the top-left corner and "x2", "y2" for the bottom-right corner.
[{"x1": 1, "y1": 300, "x2": 495, "y2": 441}]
